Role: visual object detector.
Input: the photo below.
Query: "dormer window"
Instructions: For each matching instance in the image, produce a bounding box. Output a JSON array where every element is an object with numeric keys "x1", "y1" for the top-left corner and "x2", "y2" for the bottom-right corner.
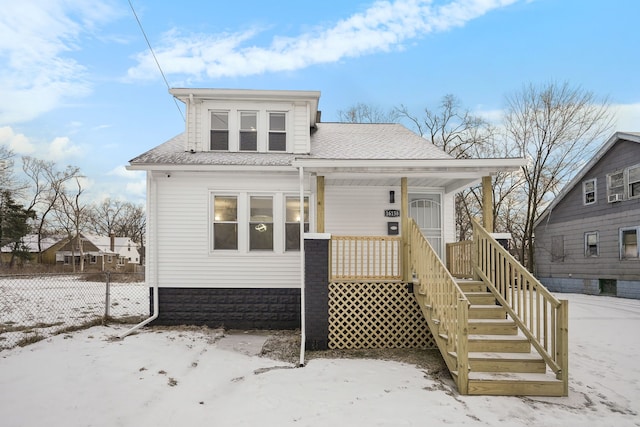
[
  {"x1": 210, "y1": 112, "x2": 229, "y2": 150},
  {"x1": 239, "y1": 111, "x2": 257, "y2": 151},
  {"x1": 269, "y1": 112, "x2": 287, "y2": 151}
]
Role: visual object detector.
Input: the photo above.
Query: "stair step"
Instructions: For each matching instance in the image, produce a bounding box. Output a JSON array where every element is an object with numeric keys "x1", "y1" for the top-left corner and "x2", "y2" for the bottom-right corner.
[
  {"x1": 468, "y1": 319, "x2": 518, "y2": 335},
  {"x1": 456, "y1": 280, "x2": 486, "y2": 292},
  {"x1": 468, "y1": 334, "x2": 531, "y2": 352},
  {"x1": 465, "y1": 292, "x2": 497, "y2": 305},
  {"x1": 469, "y1": 305, "x2": 507, "y2": 319},
  {"x1": 464, "y1": 372, "x2": 565, "y2": 396},
  {"x1": 449, "y1": 351, "x2": 546, "y2": 373}
]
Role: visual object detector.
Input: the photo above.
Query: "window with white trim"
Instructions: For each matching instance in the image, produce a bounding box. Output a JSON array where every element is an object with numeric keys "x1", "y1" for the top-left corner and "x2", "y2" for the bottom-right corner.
[
  {"x1": 210, "y1": 192, "x2": 310, "y2": 253},
  {"x1": 239, "y1": 111, "x2": 258, "y2": 151},
  {"x1": 213, "y1": 196, "x2": 238, "y2": 250},
  {"x1": 210, "y1": 111, "x2": 229, "y2": 150},
  {"x1": 268, "y1": 112, "x2": 287, "y2": 151},
  {"x1": 584, "y1": 231, "x2": 599, "y2": 257},
  {"x1": 620, "y1": 227, "x2": 639, "y2": 259},
  {"x1": 582, "y1": 178, "x2": 596, "y2": 205},
  {"x1": 249, "y1": 196, "x2": 273, "y2": 250},
  {"x1": 285, "y1": 196, "x2": 309, "y2": 251},
  {"x1": 628, "y1": 164, "x2": 640, "y2": 199}
]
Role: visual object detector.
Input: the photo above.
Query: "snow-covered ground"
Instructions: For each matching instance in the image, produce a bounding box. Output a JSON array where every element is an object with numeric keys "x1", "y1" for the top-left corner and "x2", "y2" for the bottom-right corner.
[
  {"x1": 0, "y1": 275, "x2": 148, "y2": 349},
  {"x1": 0, "y1": 293, "x2": 639, "y2": 427}
]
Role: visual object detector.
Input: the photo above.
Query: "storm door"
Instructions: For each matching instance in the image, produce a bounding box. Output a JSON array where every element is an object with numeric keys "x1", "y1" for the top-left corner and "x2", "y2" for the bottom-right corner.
[{"x1": 409, "y1": 193, "x2": 443, "y2": 259}]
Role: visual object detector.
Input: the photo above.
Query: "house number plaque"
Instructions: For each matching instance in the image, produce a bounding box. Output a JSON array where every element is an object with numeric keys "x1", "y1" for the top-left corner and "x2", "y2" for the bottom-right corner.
[{"x1": 384, "y1": 209, "x2": 400, "y2": 217}]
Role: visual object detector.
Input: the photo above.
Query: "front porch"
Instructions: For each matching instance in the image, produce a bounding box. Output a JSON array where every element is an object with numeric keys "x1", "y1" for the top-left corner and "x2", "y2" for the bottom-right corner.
[{"x1": 303, "y1": 220, "x2": 569, "y2": 397}]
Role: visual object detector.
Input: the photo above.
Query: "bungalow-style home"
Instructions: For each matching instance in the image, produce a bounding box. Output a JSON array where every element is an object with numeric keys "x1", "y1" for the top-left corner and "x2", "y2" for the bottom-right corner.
[
  {"x1": 54, "y1": 233, "x2": 141, "y2": 272},
  {"x1": 1, "y1": 233, "x2": 141, "y2": 272},
  {"x1": 127, "y1": 88, "x2": 569, "y2": 396},
  {"x1": 534, "y1": 132, "x2": 640, "y2": 299}
]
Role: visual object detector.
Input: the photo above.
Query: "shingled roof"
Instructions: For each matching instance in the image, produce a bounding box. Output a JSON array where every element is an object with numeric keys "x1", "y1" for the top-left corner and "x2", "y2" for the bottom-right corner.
[{"x1": 128, "y1": 122, "x2": 452, "y2": 167}]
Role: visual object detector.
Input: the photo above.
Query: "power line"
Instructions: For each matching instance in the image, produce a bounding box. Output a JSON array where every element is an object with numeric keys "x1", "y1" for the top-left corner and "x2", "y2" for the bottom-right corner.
[{"x1": 128, "y1": 0, "x2": 185, "y2": 122}]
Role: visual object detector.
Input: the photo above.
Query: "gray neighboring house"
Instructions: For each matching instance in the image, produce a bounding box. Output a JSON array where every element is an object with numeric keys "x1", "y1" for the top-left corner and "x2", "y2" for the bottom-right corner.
[{"x1": 534, "y1": 132, "x2": 640, "y2": 299}]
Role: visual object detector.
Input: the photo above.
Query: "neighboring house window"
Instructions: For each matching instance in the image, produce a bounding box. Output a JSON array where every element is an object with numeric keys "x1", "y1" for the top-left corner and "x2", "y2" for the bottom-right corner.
[
  {"x1": 285, "y1": 196, "x2": 309, "y2": 251},
  {"x1": 90, "y1": 255, "x2": 97, "y2": 264},
  {"x1": 583, "y1": 179, "x2": 596, "y2": 205},
  {"x1": 107, "y1": 255, "x2": 113, "y2": 263},
  {"x1": 628, "y1": 164, "x2": 640, "y2": 199},
  {"x1": 239, "y1": 111, "x2": 258, "y2": 151},
  {"x1": 607, "y1": 171, "x2": 625, "y2": 202},
  {"x1": 117, "y1": 257, "x2": 125, "y2": 266},
  {"x1": 249, "y1": 196, "x2": 273, "y2": 250},
  {"x1": 268, "y1": 112, "x2": 287, "y2": 151},
  {"x1": 551, "y1": 235, "x2": 564, "y2": 262},
  {"x1": 64, "y1": 255, "x2": 71, "y2": 265},
  {"x1": 213, "y1": 196, "x2": 238, "y2": 250},
  {"x1": 584, "y1": 232, "x2": 599, "y2": 257},
  {"x1": 210, "y1": 111, "x2": 229, "y2": 150},
  {"x1": 620, "y1": 227, "x2": 639, "y2": 259}
]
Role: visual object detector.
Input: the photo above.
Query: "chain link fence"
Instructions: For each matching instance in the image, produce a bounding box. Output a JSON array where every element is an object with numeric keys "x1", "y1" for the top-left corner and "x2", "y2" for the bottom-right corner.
[{"x1": 0, "y1": 272, "x2": 149, "y2": 350}]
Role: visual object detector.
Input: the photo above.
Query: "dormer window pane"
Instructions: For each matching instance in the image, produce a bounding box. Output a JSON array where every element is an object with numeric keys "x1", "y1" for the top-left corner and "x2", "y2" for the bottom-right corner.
[
  {"x1": 240, "y1": 112, "x2": 257, "y2": 151},
  {"x1": 269, "y1": 112, "x2": 286, "y2": 151},
  {"x1": 210, "y1": 112, "x2": 228, "y2": 150}
]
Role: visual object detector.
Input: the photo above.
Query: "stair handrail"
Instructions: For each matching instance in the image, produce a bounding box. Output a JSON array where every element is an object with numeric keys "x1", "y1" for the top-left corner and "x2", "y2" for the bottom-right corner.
[
  {"x1": 471, "y1": 220, "x2": 568, "y2": 395},
  {"x1": 409, "y1": 218, "x2": 470, "y2": 393}
]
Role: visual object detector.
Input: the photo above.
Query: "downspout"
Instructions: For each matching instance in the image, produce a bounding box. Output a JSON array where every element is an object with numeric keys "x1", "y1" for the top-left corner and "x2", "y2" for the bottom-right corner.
[
  {"x1": 120, "y1": 172, "x2": 159, "y2": 338},
  {"x1": 298, "y1": 165, "x2": 306, "y2": 367}
]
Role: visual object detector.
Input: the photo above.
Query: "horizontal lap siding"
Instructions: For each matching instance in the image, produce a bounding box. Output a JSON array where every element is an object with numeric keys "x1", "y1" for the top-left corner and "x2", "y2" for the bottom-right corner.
[
  {"x1": 535, "y1": 213, "x2": 640, "y2": 280},
  {"x1": 154, "y1": 171, "x2": 302, "y2": 289},
  {"x1": 325, "y1": 186, "x2": 400, "y2": 236}
]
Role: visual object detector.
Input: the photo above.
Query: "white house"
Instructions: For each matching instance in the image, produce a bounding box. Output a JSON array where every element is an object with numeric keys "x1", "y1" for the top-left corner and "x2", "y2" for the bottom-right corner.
[{"x1": 127, "y1": 88, "x2": 522, "y2": 329}]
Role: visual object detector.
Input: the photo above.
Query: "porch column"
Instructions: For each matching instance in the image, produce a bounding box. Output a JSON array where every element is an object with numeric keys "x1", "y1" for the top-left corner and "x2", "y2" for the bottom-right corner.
[
  {"x1": 482, "y1": 176, "x2": 494, "y2": 232},
  {"x1": 316, "y1": 176, "x2": 325, "y2": 233},
  {"x1": 401, "y1": 177, "x2": 410, "y2": 282}
]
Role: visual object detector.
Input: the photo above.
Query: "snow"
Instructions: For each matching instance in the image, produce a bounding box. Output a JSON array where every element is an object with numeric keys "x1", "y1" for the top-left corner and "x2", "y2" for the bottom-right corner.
[{"x1": 1, "y1": 293, "x2": 639, "y2": 427}]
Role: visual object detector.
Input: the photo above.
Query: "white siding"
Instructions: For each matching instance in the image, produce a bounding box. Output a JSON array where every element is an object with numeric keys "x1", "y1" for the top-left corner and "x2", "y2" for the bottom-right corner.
[
  {"x1": 292, "y1": 101, "x2": 310, "y2": 153},
  {"x1": 325, "y1": 186, "x2": 400, "y2": 236},
  {"x1": 150, "y1": 170, "x2": 307, "y2": 289},
  {"x1": 443, "y1": 192, "x2": 455, "y2": 244}
]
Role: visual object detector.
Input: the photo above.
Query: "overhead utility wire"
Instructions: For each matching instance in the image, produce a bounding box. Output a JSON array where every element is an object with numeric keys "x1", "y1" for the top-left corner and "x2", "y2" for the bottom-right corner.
[{"x1": 128, "y1": 0, "x2": 185, "y2": 122}]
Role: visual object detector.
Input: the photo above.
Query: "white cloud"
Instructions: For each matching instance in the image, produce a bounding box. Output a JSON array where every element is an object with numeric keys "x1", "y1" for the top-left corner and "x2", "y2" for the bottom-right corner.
[
  {"x1": 0, "y1": 126, "x2": 36, "y2": 155},
  {"x1": 612, "y1": 103, "x2": 640, "y2": 132},
  {"x1": 0, "y1": 0, "x2": 119, "y2": 124},
  {"x1": 107, "y1": 165, "x2": 144, "y2": 179},
  {"x1": 127, "y1": 0, "x2": 520, "y2": 82},
  {"x1": 47, "y1": 136, "x2": 83, "y2": 162},
  {"x1": 126, "y1": 179, "x2": 147, "y2": 199}
]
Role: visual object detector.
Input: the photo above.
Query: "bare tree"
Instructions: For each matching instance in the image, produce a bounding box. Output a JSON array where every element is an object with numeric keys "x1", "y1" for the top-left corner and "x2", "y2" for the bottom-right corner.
[
  {"x1": 397, "y1": 94, "x2": 496, "y2": 158},
  {"x1": 338, "y1": 102, "x2": 398, "y2": 123},
  {"x1": 504, "y1": 81, "x2": 614, "y2": 270},
  {"x1": 54, "y1": 177, "x2": 89, "y2": 272},
  {"x1": 22, "y1": 157, "x2": 80, "y2": 261},
  {"x1": 397, "y1": 95, "x2": 510, "y2": 240},
  {"x1": 87, "y1": 198, "x2": 146, "y2": 245}
]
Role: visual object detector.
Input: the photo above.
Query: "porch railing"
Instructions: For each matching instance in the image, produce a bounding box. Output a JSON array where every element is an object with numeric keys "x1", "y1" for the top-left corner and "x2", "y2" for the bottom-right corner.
[
  {"x1": 446, "y1": 240, "x2": 473, "y2": 279},
  {"x1": 330, "y1": 235, "x2": 402, "y2": 281},
  {"x1": 471, "y1": 220, "x2": 569, "y2": 394},
  {"x1": 409, "y1": 219, "x2": 469, "y2": 393}
]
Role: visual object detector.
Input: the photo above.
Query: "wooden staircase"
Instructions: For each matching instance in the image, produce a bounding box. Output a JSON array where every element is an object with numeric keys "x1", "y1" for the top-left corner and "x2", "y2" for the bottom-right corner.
[{"x1": 446, "y1": 279, "x2": 565, "y2": 396}]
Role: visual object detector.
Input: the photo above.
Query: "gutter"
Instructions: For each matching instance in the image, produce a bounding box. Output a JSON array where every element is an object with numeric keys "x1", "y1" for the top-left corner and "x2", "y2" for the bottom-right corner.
[
  {"x1": 298, "y1": 166, "x2": 306, "y2": 367},
  {"x1": 120, "y1": 173, "x2": 159, "y2": 338}
]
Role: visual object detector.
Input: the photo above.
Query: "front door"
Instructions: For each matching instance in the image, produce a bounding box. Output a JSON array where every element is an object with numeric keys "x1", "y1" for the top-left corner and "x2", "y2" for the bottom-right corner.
[{"x1": 409, "y1": 193, "x2": 443, "y2": 259}]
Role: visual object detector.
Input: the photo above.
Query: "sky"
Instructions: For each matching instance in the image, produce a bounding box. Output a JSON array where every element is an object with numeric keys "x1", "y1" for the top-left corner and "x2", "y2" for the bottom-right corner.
[
  {"x1": 1, "y1": 292, "x2": 639, "y2": 426},
  {"x1": 1, "y1": 0, "x2": 639, "y2": 205}
]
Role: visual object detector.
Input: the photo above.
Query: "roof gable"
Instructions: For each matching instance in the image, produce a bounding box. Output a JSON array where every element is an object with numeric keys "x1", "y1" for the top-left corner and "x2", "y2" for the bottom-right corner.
[{"x1": 535, "y1": 132, "x2": 640, "y2": 227}]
